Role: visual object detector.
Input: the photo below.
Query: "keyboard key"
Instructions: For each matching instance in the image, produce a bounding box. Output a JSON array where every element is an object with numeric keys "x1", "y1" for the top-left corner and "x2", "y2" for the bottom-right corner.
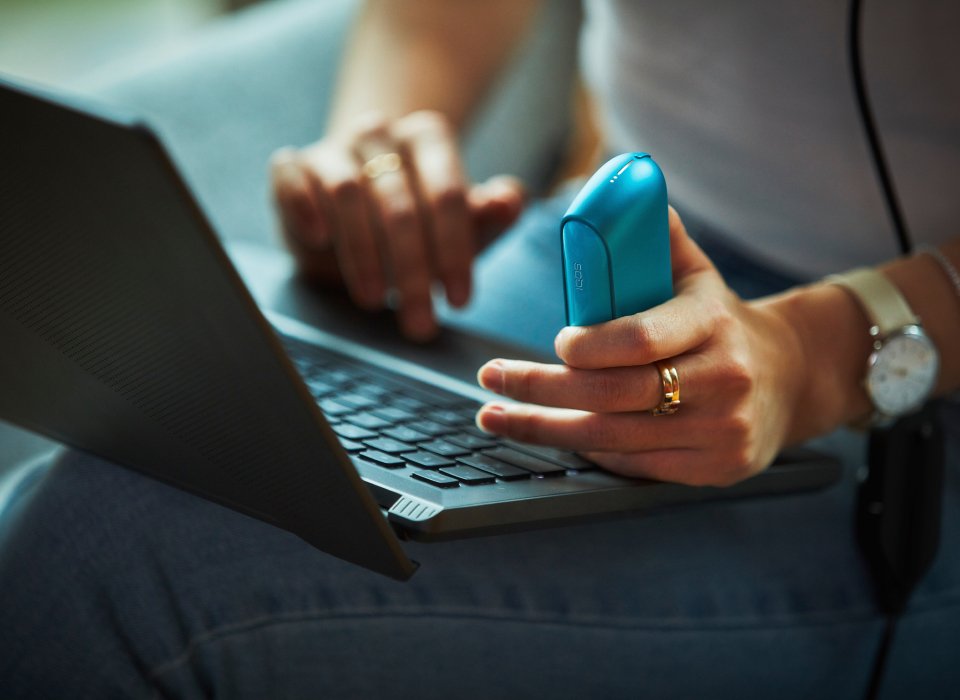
[
  {"x1": 428, "y1": 409, "x2": 464, "y2": 426},
  {"x1": 411, "y1": 470, "x2": 459, "y2": 488},
  {"x1": 406, "y1": 419, "x2": 454, "y2": 437},
  {"x1": 325, "y1": 368, "x2": 359, "y2": 386},
  {"x1": 454, "y1": 406, "x2": 481, "y2": 421},
  {"x1": 405, "y1": 451, "x2": 455, "y2": 468},
  {"x1": 363, "y1": 437, "x2": 415, "y2": 454},
  {"x1": 457, "y1": 455, "x2": 530, "y2": 481},
  {"x1": 447, "y1": 432, "x2": 498, "y2": 450},
  {"x1": 305, "y1": 378, "x2": 335, "y2": 397},
  {"x1": 332, "y1": 423, "x2": 377, "y2": 440},
  {"x1": 505, "y1": 441, "x2": 596, "y2": 471},
  {"x1": 392, "y1": 396, "x2": 430, "y2": 412},
  {"x1": 421, "y1": 439, "x2": 471, "y2": 457},
  {"x1": 383, "y1": 426, "x2": 430, "y2": 443},
  {"x1": 372, "y1": 406, "x2": 416, "y2": 423},
  {"x1": 346, "y1": 412, "x2": 391, "y2": 430},
  {"x1": 338, "y1": 438, "x2": 365, "y2": 452},
  {"x1": 461, "y1": 425, "x2": 494, "y2": 440},
  {"x1": 318, "y1": 398, "x2": 355, "y2": 417},
  {"x1": 354, "y1": 383, "x2": 391, "y2": 399},
  {"x1": 358, "y1": 450, "x2": 406, "y2": 468},
  {"x1": 337, "y1": 392, "x2": 378, "y2": 409},
  {"x1": 439, "y1": 465, "x2": 496, "y2": 485},
  {"x1": 482, "y1": 447, "x2": 566, "y2": 476}
]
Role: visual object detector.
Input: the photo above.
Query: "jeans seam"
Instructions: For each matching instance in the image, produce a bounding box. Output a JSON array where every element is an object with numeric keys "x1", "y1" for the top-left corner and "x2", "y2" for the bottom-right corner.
[
  {"x1": 145, "y1": 604, "x2": 896, "y2": 682},
  {"x1": 148, "y1": 586, "x2": 960, "y2": 682}
]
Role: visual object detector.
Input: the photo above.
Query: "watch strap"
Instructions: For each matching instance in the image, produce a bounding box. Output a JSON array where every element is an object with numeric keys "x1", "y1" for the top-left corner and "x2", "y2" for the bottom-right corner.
[{"x1": 825, "y1": 268, "x2": 918, "y2": 336}]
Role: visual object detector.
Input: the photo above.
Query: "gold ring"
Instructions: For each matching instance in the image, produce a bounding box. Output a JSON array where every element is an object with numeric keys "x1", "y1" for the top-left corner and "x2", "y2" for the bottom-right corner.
[
  {"x1": 361, "y1": 152, "x2": 402, "y2": 179},
  {"x1": 651, "y1": 361, "x2": 681, "y2": 416}
]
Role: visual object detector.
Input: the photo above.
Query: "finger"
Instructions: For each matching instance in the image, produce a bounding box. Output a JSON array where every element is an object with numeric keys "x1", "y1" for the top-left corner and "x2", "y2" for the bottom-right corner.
[
  {"x1": 301, "y1": 143, "x2": 385, "y2": 309},
  {"x1": 394, "y1": 111, "x2": 473, "y2": 308},
  {"x1": 469, "y1": 175, "x2": 527, "y2": 249},
  {"x1": 270, "y1": 148, "x2": 331, "y2": 251},
  {"x1": 668, "y1": 205, "x2": 716, "y2": 282},
  {"x1": 477, "y1": 359, "x2": 659, "y2": 412},
  {"x1": 352, "y1": 116, "x2": 436, "y2": 340},
  {"x1": 478, "y1": 353, "x2": 714, "y2": 413},
  {"x1": 475, "y1": 402, "x2": 704, "y2": 452},
  {"x1": 555, "y1": 291, "x2": 719, "y2": 369}
]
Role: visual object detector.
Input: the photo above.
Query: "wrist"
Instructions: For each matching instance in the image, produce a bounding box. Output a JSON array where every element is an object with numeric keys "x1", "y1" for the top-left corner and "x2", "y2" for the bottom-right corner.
[{"x1": 760, "y1": 282, "x2": 874, "y2": 442}]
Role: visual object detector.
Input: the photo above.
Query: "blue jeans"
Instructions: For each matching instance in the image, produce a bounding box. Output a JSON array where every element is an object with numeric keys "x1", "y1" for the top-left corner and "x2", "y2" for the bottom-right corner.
[{"x1": 1, "y1": 195, "x2": 958, "y2": 699}]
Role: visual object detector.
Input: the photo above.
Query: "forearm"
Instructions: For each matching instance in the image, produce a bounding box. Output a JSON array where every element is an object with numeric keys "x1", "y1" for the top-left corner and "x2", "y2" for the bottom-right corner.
[
  {"x1": 326, "y1": 0, "x2": 541, "y2": 137},
  {"x1": 768, "y1": 237, "x2": 960, "y2": 443}
]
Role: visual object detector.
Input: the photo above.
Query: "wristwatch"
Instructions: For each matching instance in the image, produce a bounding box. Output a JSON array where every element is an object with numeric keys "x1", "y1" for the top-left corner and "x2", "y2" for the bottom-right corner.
[{"x1": 826, "y1": 268, "x2": 939, "y2": 426}]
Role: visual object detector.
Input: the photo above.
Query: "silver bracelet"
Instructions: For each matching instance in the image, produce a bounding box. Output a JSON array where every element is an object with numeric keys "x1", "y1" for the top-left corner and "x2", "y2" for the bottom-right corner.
[{"x1": 919, "y1": 245, "x2": 960, "y2": 304}]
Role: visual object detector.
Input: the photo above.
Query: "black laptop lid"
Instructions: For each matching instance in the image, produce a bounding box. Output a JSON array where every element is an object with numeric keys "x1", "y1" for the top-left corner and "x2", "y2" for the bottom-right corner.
[{"x1": 0, "y1": 78, "x2": 416, "y2": 579}]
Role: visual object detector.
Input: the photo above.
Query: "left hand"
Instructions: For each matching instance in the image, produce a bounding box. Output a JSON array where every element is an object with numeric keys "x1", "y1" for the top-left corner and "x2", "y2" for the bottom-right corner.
[{"x1": 475, "y1": 207, "x2": 810, "y2": 487}]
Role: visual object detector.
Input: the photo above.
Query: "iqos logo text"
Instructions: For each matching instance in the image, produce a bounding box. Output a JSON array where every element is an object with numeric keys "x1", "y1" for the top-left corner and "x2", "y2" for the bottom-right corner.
[{"x1": 574, "y1": 263, "x2": 584, "y2": 291}]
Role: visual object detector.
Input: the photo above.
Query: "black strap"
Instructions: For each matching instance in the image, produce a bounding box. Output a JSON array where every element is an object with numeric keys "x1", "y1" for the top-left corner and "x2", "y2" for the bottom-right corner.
[{"x1": 859, "y1": 402, "x2": 945, "y2": 697}]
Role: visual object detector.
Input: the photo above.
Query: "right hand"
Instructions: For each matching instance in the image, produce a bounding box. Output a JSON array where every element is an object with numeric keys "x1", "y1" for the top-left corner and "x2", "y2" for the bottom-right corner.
[{"x1": 270, "y1": 110, "x2": 526, "y2": 341}]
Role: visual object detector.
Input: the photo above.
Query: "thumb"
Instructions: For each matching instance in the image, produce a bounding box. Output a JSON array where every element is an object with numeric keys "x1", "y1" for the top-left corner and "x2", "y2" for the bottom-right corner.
[{"x1": 668, "y1": 206, "x2": 716, "y2": 284}]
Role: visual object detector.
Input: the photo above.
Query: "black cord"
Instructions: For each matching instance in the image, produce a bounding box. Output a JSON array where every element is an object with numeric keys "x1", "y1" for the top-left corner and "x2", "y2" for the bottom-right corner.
[
  {"x1": 864, "y1": 616, "x2": 896, "y2": 700},
  {"x1": 847, "y1": 1, "x2": 920, "y2": 698},
  {"x1": 847, "y1": 0, "x2": 913, "y2": 256},
  {"x1": 849, "y1": 0, "x2": 899, "y2": 691}
]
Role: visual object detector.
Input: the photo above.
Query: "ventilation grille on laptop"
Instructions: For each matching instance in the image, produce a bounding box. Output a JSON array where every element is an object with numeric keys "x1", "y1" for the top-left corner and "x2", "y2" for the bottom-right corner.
[
  {"x1": 389, "y1": 497, "x2": 441, "y2": 523},
  {"x1": 0, "y1": 83, "x2": 413, "y2": 579}
]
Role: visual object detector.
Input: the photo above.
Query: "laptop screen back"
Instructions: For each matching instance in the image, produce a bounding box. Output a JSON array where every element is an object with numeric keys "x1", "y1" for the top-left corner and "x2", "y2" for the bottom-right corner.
[{"x1": 0, "y1": 79, "x2": 415, "y2": 579}]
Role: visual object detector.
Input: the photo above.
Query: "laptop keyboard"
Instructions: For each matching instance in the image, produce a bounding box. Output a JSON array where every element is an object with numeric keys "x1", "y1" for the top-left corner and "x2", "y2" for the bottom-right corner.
[{"x1": 281, "y1": 334, "x2": 596, "y2": 490}]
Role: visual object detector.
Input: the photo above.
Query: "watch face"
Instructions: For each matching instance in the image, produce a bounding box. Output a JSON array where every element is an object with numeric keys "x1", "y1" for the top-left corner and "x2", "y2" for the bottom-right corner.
[{"x1": 867, "y1": 326, "x2": 939, "y2": 417}]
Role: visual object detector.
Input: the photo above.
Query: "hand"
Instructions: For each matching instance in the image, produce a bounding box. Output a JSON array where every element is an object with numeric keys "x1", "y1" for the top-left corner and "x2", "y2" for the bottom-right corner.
[
  {"x1": 270, "y1": 110, "x2": 526, "y2": 341},
  {"x1": 475, "y1": 208, "x2": 811, "y2": 487}
]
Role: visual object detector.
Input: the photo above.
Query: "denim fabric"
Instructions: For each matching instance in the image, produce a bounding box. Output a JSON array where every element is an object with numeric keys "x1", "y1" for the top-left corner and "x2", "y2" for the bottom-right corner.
[{"x1": 1, "y1": 198, "x2": 958, "y2": 699}]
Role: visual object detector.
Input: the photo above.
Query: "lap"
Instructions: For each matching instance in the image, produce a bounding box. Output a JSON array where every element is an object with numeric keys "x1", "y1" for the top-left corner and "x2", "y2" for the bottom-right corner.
[
  {"x1": 0, "y1": 447, "x2": 864, "y2": 699},
  {"x1": 3, "y1": 419, "x2": 959, "y2": 698}
]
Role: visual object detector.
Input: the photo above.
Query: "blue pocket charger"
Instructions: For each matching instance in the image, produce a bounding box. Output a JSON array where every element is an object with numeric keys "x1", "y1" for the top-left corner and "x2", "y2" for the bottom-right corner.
[{"x1": 561, "y1": 153, "x2": 673, "y2": 326}]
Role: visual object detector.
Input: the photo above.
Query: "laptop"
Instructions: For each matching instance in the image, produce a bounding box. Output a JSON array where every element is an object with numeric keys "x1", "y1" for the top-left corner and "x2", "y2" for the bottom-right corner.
[{"x1": 0, "y1": 77, "x2": 841, "y2": 579}]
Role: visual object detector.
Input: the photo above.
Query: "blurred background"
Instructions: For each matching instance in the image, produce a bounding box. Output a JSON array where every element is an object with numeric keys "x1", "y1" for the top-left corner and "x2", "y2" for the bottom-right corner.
[{"x1": 0, "y1": 0, "x2": 255, "y2": 86}]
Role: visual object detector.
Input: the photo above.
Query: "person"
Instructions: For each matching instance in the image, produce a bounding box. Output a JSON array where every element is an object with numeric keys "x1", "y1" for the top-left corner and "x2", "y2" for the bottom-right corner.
[
  {"x1": 1, "y1": 1, "x2": 958, "y2": 697},
  {"x1": 269, "y1": 0, "x2": 959, "y2": 489}
]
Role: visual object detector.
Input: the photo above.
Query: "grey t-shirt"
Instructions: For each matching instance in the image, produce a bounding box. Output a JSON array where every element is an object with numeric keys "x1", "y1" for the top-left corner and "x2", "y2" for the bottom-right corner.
[{"x1": 581, "y1": 0, "x2": 959, "y2": 277}]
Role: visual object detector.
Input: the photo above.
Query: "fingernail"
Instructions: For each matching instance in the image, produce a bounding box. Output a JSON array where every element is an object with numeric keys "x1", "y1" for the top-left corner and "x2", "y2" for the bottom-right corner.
[
  {"x1": 476, "y1": 403, "x2": 506, "y2": 434},
  {"x1": 477, "y1": 360, "x2": 505, "y2": 393}
]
